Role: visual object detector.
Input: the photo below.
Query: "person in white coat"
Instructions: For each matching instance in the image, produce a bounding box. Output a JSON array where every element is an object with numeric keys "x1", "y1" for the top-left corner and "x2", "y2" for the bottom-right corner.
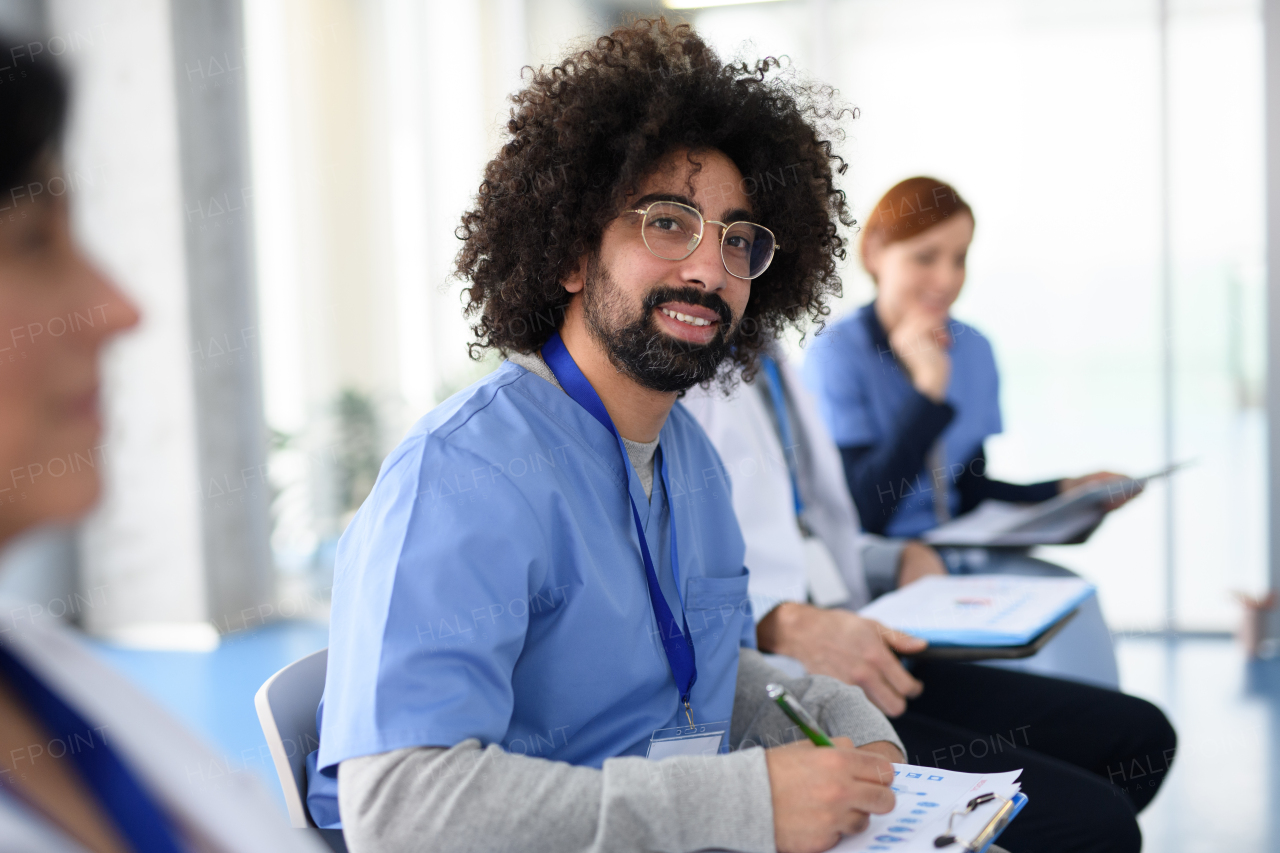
[
  {"x1": 682, "y1": 351, "x2": 1177, "y2": 853},
  {"x1": 0, "y1": 37, "x2": 324, "y2": 853},
  {"x1": 682, "y1": 352, "x2": 1122, "y2": 690}
]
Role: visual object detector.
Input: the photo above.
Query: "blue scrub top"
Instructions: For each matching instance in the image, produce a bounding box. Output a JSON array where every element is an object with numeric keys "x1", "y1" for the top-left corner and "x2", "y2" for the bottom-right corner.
[
  {"x1": 801, "y1": 302, "x2": 1003, "y2": 538},
  {"x1": 306, "y1": 361, "x2": 754, "y2": 828}
]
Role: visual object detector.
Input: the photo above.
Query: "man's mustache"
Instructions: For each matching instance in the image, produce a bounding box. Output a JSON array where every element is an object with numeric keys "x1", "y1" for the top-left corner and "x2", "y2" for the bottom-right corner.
[{"x1": 642, "y1": 287, "x2": 734, "y2": 328}]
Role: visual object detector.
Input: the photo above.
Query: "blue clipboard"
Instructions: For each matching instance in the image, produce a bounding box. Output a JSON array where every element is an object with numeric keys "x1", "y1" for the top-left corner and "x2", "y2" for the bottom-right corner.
[{"x1": 974, "y1": 792, "x2": 1028, "y2": 853}]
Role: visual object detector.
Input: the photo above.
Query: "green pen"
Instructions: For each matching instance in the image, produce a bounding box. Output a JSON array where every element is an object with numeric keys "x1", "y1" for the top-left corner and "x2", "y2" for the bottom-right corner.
[{"x1": 766, "y1": 683, "x2": 834, "y2": 747}]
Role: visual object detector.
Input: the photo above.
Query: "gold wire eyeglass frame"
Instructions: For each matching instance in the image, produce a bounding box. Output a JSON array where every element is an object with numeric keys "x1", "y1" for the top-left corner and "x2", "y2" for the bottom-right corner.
[{"x1": 628, "y1": 201, "x2": 776, "y2": 281}]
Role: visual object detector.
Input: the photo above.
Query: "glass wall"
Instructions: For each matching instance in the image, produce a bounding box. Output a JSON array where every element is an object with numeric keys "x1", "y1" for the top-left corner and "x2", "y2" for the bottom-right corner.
[{"x1": 695, "y1": 0, "x2": 1265, "y2": 631}]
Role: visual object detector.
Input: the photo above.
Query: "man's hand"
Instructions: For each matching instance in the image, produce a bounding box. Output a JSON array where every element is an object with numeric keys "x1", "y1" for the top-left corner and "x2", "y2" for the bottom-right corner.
[
  {"x1": 896, "y1": 540, "x2": 947, "y2": 588},
  {"x1": 758, "y1": 603, "x2": 926, "y2": 716},
  {"x1": 1058, "y1": 470, "x2": 1141, "y2": 510},
  {"x1": 888, "y1": 313, "x2": 952, "y2": 403},
  {"x1": 767, "y1": 737, "x2": 898, "y2": 853}
]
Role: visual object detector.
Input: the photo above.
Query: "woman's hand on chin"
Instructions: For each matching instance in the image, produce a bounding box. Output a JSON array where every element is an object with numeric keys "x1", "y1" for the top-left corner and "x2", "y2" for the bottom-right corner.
[{"x1": 888, "y1": 312, "x2": 952, "y2": 403}]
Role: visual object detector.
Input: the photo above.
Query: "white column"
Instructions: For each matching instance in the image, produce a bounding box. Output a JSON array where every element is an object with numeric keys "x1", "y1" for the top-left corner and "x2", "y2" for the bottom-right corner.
[
  {"x1": 46, "y1": 0, "x2": 211, "y2": 645},
  {"x1": 169, "y1": 0, "x2": 273, "y2": 631}
]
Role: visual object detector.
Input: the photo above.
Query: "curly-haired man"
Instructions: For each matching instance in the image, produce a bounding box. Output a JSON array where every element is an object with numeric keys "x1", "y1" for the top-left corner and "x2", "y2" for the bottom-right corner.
[{"x1": 307, "y1": 20, "x2": 915, "y2": 853}]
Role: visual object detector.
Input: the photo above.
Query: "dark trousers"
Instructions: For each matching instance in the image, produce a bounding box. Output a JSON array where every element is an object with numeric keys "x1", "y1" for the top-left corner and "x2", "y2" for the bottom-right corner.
[{"x1": 894, "y1": 661, "x2": 1176, "y2": 853}]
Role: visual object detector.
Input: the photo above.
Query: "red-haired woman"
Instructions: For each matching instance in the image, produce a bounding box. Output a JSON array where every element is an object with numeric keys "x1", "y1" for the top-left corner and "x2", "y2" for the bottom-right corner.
[
  {"x1": 803, "y1": 177, "x2": 1139, "y2": 687},
  {"x1": 805, "y1": 176, "x2": 1133, "y2": 540}
]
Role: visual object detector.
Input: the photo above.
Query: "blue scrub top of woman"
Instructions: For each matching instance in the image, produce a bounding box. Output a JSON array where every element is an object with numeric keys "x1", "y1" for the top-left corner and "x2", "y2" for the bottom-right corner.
[{"x1": 802, "y1": 302, "x2": 1003, "y2": 538}]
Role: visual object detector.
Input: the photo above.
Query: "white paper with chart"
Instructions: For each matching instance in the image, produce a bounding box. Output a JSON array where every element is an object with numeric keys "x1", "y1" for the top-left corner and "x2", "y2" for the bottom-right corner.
[{"x1": 829, "y1": 764, "x2": 1023, "y2": 853}]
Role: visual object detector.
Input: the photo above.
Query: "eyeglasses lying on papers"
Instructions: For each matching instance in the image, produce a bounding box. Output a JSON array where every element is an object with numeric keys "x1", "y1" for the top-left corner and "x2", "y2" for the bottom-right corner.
[{"x1": 934, "y1": 792, "x2": 1019, "y2": 850}]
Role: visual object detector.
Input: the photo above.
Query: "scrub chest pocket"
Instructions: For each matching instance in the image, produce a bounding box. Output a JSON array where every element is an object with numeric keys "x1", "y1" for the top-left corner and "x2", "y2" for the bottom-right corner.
[{"x1": 683, "y1": 573, "x2": 752, "y2": 652}]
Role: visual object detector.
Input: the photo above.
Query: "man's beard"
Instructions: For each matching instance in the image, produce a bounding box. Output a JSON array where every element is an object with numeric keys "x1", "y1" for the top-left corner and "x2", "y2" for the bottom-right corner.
[{"x1": 582, "y1": 255, "x2": 737, "y2": 393}]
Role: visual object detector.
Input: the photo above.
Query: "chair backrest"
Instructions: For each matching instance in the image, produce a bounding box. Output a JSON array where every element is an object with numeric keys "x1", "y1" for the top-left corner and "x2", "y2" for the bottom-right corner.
[{"x1": 254, "y1": 647, "x2": 328, "y2": 829}]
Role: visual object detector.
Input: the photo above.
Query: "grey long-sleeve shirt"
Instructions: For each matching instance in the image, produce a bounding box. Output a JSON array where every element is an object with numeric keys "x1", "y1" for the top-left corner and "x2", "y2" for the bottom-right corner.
[{"x1": 337, "y1": 648, "x2": 903, "y2": 853}]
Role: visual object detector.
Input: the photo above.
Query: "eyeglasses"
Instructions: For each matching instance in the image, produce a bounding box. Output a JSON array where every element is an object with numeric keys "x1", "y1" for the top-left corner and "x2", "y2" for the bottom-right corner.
[{"x1": 629, "y1": 201, "x2": 776, "y2": 280}]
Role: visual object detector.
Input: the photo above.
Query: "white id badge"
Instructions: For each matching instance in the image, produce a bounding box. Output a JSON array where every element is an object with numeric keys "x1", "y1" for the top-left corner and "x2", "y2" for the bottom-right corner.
[
  {"x1": 803, "y1": 536, "x2": 851, "y2": 607},
  {"x1": 646, "y1": 721, "x2": 729, "y2": 760}
]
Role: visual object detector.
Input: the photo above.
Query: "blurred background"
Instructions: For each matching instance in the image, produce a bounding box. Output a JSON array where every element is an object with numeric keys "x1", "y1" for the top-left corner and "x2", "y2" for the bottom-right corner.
[{"x1": 0, "y1": 0, "x2": 1276, "y2": 849}]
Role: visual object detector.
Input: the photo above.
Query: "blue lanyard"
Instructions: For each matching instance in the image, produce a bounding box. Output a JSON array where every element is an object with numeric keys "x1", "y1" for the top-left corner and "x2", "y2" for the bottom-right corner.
[
  {"x1": 541, "y1": 332, "x2": 698, "y2": 722},
  {"x1": 0, "y1": 641, "x2": 188, "y2": 853},
  {"x1": 760, "y1": 355, "x2": 805, "y2": 521}
]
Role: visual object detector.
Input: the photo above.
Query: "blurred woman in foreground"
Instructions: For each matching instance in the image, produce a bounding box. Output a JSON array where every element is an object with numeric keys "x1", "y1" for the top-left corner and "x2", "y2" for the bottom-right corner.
[{"x1": 0, "y1": 35, "x2": 321, "y2": 853}]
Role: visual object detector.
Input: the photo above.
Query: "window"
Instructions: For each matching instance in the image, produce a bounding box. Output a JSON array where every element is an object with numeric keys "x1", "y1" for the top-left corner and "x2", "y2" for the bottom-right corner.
[{"x1": 695, "y1": 0, "x2": 1265, "y2": 631}]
